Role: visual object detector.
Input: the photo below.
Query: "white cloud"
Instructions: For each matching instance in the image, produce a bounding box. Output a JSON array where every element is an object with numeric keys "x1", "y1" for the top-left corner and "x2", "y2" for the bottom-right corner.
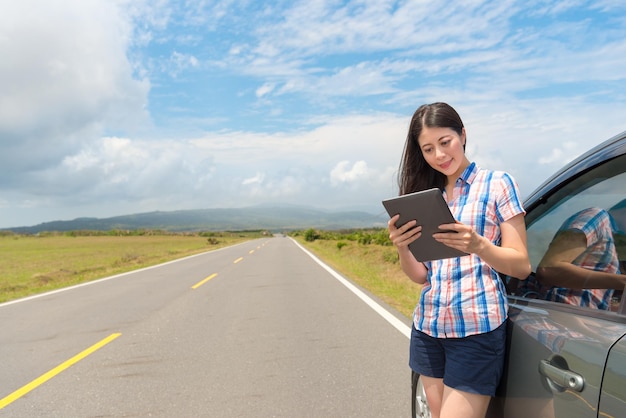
[
  {"x1": 330, "y1": 161, "x2": 369, "y2": 186},
  {"x1": 167, "y1": 51, "x2": 200, "y2": 77},
  {"x1": 241, "y1": 174, "x2": 306, "y2": 199},
  {"x1": 255, "y1": 83, "x2": 275, "y2": 98},
  {"x1": 189, "y1": 113, "x2": 407, "y2": 167},
  {"x1": 242, "y1": 172, "x2": 265, "y2": 185},
  {"x1": 0, "y1": 0, "x2": 149, "y2": 173},
  {"x1": 537, "y1": 141, "x2": 579, "y2": 165},
  {"x1": 251, "y1": 0, "x2": 515, "y2": 56}
]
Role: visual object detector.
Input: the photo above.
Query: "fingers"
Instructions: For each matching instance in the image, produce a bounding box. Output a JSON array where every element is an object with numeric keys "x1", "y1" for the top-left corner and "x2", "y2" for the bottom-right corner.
[
  {"x1": 387, "y1": 214, "x2": 400, "y2": 230},
  {"x1": 391, "y1": 227, "x2": 422, "y2": 248},
  {"x1": 437, "y1": 222, "x2": 461, "y2": 232},
  {"x1": 433, "y1": 226, "x2": 477, "y2": 253},
  {"x1": 387, "y1": 216, "x2": 422, "y2": 248},
  {"x1": 388, "y1": 215, "x2": 417, "y2": 234}
]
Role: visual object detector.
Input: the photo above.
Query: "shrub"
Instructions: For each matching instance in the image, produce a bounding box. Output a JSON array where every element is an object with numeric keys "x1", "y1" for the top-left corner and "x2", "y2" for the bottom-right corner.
[
  {"x1": 372, "y1": 229, "x2": 392, "y2": 246},
  {"x1": 304, "y1": 228, "x2": 320, "y2": 242}
]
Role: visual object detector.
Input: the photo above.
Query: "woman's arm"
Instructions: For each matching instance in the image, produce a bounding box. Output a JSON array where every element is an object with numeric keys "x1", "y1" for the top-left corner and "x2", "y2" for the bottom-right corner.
[
  {"x1": 434, "y1": 213, "x2": 531, "y2": 279},
  {"x1": 387, "y1": 215, "x2": 429, "y2": 284},
  {"x1": 536, "y1": 230, "x2": 626, "y2": 289}
]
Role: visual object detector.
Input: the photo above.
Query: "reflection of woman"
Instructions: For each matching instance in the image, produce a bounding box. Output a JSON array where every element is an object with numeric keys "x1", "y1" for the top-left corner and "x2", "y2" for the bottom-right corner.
[
  {"x1": 535, "y1": 207, "x2": 624, "y2": 310},
  {"x1": 387, "y1": 103, "x2": 530, "y2": 418}
]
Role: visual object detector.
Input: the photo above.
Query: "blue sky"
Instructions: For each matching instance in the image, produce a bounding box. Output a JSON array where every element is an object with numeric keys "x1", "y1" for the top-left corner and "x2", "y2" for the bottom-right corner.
[{"x1": 1, "y1": 0, "x2": 625, "y2": 228}]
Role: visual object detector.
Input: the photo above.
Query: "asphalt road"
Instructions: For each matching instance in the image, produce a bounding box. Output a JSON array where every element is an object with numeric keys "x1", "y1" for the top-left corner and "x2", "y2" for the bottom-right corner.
[{"x1": 0, "y1": 236, "x2": 413, "y2": 417}]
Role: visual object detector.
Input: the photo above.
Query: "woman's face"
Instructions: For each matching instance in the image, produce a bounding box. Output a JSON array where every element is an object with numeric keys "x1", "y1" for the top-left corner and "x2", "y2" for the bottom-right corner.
[{"x1": 417, "y1": 125, "x2": 468, "y2": 179}]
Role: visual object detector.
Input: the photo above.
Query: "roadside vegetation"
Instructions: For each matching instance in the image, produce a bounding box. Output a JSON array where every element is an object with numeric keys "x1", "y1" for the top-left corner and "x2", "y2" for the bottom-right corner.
[
  {"x1": 292, "y1": 228, "x2": 421, "y2": 318},
  {"x1": 0, "y1": 228, "x2": 419, "y2": 318},
  {"x1": 0, "y1": 230, "x2": 268, "y2": 303}
]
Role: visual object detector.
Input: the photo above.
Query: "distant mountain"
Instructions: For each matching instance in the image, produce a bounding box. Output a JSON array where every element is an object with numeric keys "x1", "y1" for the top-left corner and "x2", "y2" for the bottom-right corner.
[{"x1": 3, "y1": 206, "x2": 388, "y2": 233}]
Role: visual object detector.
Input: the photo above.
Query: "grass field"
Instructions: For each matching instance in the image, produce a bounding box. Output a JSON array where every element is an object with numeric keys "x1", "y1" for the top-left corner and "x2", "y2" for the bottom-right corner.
[
  {"x1": 0, "y1": 229, "x2": 420, "y2": 319},
  {"x1": 0, "y1": 231, "x2": 265, "y2": 303}
]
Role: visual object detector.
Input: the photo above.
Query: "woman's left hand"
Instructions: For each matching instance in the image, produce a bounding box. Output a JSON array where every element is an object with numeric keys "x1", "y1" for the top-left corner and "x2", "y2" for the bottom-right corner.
[{"x1": 432, "y1": 222, "x2": 487, "y2": 255}]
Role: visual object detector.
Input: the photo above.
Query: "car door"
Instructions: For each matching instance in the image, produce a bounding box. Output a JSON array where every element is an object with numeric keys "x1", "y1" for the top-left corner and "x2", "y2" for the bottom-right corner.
[
  {"x1": 600, "y1": 334, "x2": 626, "y2": 416},
  {"x1": 491, "y1": 150, "x2": 626, "y2": 418}
]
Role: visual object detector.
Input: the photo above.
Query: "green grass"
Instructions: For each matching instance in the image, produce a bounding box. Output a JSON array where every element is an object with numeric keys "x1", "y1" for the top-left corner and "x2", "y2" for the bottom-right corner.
[
  {"x1": 294, "y1": 235, "x2": 421, "y2": 318},
  {"x1": 0, "y1": 231, "x2": 265, "y2": 303}
]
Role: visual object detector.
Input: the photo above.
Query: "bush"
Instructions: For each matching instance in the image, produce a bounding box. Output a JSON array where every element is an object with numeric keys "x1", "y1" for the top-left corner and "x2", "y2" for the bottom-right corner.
[
  {"x1": 372, "y1": 229, "x2": 392, "y2": 246},
  {"x1": 337, "y1": 241, "x2": 347, "y2": 250},
  {"x1": 304, "y1": 228, "x2": 320, "y2": 242}
]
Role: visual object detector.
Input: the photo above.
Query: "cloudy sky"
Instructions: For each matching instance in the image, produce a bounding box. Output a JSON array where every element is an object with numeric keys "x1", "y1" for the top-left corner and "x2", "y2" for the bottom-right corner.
[{"x1": 1, "y1": 0, "x2": 625, "y2": 228}]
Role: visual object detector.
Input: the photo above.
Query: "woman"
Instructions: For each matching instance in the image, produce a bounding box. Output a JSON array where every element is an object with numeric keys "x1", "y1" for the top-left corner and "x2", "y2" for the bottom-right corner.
[{"x1": 388, "y1": 103, "x2": 531, "y2": 418}]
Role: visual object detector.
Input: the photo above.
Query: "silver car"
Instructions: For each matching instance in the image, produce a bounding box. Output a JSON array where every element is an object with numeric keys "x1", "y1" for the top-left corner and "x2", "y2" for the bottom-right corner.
[{"x1": 413, "y1": 131, "x2": 626, "y2": 418}]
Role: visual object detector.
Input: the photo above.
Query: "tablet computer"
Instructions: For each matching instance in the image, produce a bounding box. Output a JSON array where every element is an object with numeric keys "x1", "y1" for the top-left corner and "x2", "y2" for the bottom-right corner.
[{"x1": 382, "y1": 188, "x2": 468, "y2": 262}]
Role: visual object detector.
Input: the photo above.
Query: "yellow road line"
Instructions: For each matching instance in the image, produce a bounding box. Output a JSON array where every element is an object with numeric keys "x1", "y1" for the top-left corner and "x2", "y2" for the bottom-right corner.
[
  {"x1": 234, "y1": 257, "x2": 243, "y2": 263},
  {"x1": 0, "y1": 333, "x2": 122, "y2": 409},
  {"x1": 191, "y1": 273, "x2": 218, "y2": 289},
  {"x1": 249, "y1": 250, "x2": 255, "y2": 254}
]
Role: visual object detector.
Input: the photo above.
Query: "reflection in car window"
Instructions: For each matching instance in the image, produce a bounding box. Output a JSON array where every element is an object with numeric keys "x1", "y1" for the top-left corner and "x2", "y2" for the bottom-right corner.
[
  {"x1": 534, "y1": 207, "x2": 620, "y2": 309},
  {"x1": 511, "y1": 155, "x2": 626, "y2": 311}
]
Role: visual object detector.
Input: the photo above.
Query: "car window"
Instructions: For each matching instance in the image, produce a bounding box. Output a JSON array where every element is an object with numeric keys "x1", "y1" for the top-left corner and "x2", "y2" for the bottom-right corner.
[{"x1": 510, "y1": 154, "x2": 626, "y2": 312}]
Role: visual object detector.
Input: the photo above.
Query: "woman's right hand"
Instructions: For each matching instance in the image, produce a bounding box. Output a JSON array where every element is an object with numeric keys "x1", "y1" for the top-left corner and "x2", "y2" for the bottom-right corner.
[
  {"x1": 387, "y1": 214, "x2": 422, "y2": 250},
  {"x1": 388, "y1": 215, "x2": 428, "y2": 284}
]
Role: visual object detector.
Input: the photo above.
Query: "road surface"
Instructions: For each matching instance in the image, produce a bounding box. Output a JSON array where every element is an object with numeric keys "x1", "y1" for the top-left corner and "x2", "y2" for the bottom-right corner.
[{"x1": 0, "y1": 237, "x2": 413, "y2": 417}]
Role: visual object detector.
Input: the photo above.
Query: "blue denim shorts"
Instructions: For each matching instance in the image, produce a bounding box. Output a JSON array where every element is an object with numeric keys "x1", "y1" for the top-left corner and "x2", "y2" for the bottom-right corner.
[{"x1": 409, "y1": 322, "x2": 506, "y2": 396}]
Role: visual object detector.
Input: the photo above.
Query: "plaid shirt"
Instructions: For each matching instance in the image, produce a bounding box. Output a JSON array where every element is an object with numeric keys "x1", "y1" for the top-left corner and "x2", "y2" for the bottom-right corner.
[{"x1": 414, "y1": 162, "x2": 525, "y2": 338}]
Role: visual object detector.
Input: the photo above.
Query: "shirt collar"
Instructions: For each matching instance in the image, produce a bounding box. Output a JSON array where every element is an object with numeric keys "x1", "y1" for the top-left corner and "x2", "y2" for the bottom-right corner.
[{"x1": 458, "y1": 161, "x2": 478, "y2": 185}]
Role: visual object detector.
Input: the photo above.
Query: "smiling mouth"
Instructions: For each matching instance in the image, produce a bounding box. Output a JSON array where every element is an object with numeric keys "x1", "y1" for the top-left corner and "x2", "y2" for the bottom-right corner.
[{"x1": 439, "y1": 160, "x2": 452, "y2": 170}]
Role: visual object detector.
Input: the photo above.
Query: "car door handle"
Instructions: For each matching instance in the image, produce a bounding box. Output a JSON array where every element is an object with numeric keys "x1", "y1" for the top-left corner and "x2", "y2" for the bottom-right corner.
[{"x1": 539, "y1": 359, "x2": 585, "y2": 392}]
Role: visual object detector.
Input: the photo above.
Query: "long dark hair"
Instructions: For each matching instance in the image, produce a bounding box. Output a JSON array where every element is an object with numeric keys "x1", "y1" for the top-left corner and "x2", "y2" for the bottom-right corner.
[{"x1": 397, "y1": 102, "x2": 465, "y2": 195}]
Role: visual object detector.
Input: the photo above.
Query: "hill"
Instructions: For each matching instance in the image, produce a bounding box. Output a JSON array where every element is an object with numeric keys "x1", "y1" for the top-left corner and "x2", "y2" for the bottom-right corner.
[{"x1": 3, "y1": 206, "x2": 388, "y2": 233}]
